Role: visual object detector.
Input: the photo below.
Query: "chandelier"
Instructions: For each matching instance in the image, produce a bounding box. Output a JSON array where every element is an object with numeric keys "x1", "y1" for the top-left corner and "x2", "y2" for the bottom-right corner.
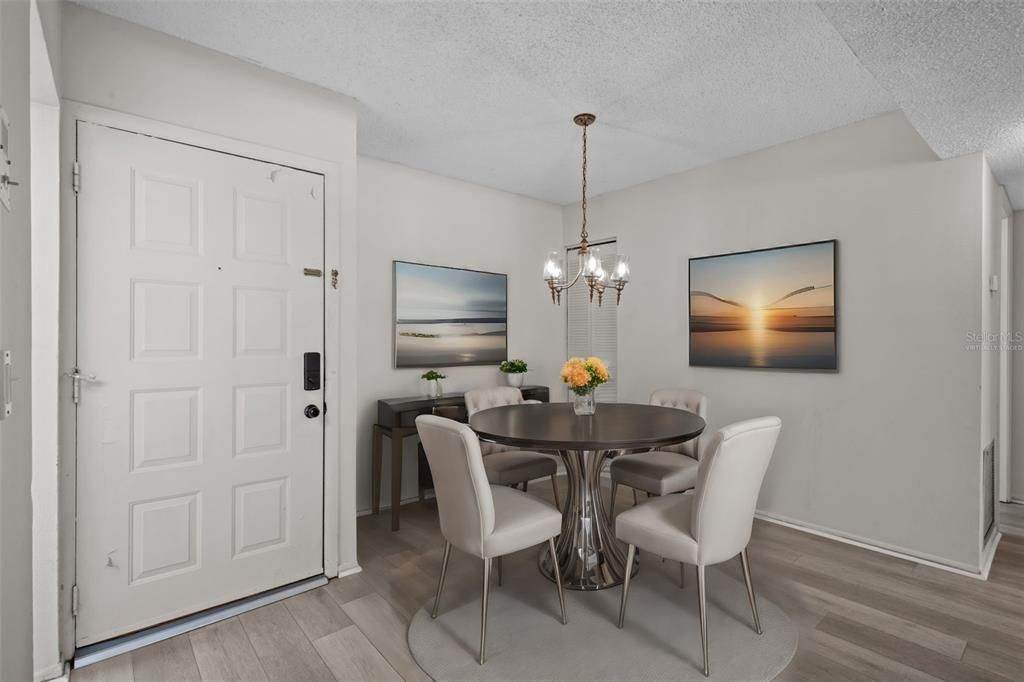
[{"x1": 543, "y1": 113, "x2": 629, "y2": 306}]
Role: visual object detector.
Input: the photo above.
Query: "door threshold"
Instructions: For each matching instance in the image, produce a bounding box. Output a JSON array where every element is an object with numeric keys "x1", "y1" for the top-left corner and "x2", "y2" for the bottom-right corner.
[{"x1": 73, "y1": 574, "x2": 327, "y2": 670}]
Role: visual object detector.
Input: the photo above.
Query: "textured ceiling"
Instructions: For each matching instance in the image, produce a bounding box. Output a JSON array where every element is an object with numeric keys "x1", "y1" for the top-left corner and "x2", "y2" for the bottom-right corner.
[
  {"x1": 73, "y1": 1, "x2": 898, "y2": 204},
  {"x1": 820, "y1": 1, "x2": 1024, "y2": 207}
]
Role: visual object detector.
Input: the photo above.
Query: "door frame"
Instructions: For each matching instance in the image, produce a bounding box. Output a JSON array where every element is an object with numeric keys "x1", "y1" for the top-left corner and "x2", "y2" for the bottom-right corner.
[
  {"x1": 57, "y1": 101, "x2": 345, "y2": 658},
  {"x1": 998, "y1": 215, "x2": 1013, "y2": 502}
]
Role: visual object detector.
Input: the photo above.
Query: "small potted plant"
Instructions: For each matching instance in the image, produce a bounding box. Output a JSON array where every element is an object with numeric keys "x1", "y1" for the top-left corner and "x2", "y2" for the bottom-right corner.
[
  {"x1": 421, "y1": 370, "x2": 446, "y2": 398},
  {"x1": 499, "y1": 359, "x2": 528, "y2": 388}
]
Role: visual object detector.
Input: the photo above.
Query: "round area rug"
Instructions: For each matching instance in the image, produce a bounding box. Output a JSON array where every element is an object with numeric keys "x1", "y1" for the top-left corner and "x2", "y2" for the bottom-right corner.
[{"x1": 408, "y1": 555, "x2": 797, "y2": 681}]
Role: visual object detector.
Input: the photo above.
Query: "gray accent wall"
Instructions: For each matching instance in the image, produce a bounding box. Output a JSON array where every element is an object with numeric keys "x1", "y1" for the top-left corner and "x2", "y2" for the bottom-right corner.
[{"x1": 564, "y1": 112, "x2": 990, "y2": 571}]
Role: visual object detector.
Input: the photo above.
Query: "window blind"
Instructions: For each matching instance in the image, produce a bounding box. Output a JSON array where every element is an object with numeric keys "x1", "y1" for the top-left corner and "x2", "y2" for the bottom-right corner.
[{"x1": 566, "y1": 241, "x2": 618, "y2": 403}]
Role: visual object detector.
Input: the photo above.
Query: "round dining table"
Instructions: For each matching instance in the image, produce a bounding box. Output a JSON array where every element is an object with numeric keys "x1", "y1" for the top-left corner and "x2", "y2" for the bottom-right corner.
[{"x1": 470, "y1": 402, "x2": 706, "y2": 591}]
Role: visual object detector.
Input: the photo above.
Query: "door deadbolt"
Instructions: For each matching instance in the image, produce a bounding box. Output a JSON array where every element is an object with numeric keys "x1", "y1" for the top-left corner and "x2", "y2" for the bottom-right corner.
[{"x1": 304, "y1": 404, "x2": 321, "y2": 419}]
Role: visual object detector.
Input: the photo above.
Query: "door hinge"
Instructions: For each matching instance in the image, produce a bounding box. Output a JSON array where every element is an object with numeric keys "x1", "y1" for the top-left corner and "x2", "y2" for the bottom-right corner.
[
  {"x1": 0, "y1": 350, "x2": 12, "y2": 420},
  {"x1": 64, "y1": 367, "x2": 96, "y2": 406},
  {"x1": 72, "y1": 161, "x2": 81, "y2": 195},
  {"x1": 71, "y1": 584, "x2": 80, "y2": 617}
]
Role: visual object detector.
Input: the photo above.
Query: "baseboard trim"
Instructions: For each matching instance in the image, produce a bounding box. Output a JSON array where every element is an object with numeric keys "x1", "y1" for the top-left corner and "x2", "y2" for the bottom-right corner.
[
  {"x1": 998, "y1": 520, "x2": 1024, "y2": 537},
  {"x1": 34, "y1": 661, "x2": 66, "y2": 682},
  {"x1": 337, "y1": 563, "x2": 363, "y2": 578},
  {"x1": 73, "y1": 574, "x2": 327, "y2": 669},
  {"x1": 979, "y1": 531, "x2": 1002, "y2": 580},
  {"x1": 754, "y1": 511, "x2": 988, "y2": 579},
  {"x1": 357, "y1": 473, "x2": 572, "y2": 517},
  {"x1": 357, "y1": 493, "x2": 434, "y2": 517}
]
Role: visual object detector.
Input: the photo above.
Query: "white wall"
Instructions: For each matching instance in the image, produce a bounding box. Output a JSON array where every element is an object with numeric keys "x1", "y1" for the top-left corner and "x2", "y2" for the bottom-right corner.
[
  {"x1": 55, "y1": 1, "x2": 359, "y2": 659},
  {"x1": 565, "y1": 112, "x2": 990, "y2": 571},
  {"x1": 356, "y1": 157, "x2": 565, "y2": 512},
  {"x1": 0, "y1": 0, "x2": 36, "y2": 679}
]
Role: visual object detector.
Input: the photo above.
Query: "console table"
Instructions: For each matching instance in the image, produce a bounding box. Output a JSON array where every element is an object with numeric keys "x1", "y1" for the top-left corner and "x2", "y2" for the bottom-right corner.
[{"x1": 372, "y1": 385, "x2": 550, "y2": 530}]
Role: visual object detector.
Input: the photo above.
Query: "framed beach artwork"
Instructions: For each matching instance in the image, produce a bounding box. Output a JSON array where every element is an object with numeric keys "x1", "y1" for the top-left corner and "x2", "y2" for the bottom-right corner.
[
  {"x1": 688, "y1": 240, "x2": 837, "y2": 370},
  {"x1": 393, "y1": 261, "x2": 508, "y2": 368}
]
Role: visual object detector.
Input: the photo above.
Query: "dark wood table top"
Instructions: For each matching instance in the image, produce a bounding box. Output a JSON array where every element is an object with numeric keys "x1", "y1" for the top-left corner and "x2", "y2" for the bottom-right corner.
[
  {"x1": 376, "y1": 385, "x2": 549, "y2": 427},
  {"x1": 469, "y1": 402, "x2": 706, "y2": 450}
]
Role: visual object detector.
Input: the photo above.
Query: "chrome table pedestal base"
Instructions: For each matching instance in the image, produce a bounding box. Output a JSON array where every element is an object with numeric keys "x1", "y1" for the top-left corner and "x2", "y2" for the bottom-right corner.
[{"x1": 539, "y1": 449, "x2": 638, "y2": 590}]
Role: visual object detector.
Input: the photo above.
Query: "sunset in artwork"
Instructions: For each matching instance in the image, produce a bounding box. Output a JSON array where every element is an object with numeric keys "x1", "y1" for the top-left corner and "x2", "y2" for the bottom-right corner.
[{"x1": 689, "y1": 241, "x2": 836, "y2": 369}]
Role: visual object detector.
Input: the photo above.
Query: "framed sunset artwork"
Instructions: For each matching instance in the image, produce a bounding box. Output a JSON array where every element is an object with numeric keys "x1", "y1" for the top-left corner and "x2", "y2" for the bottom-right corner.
[{"x1": 688, "y1": 240, "x2": 837, "y2": 370}]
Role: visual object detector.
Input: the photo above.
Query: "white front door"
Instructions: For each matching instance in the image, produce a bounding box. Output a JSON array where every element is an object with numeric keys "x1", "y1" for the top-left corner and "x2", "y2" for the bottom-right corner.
[{"x1": 74, "y1": 122, "x2": 325, "y2": 646}]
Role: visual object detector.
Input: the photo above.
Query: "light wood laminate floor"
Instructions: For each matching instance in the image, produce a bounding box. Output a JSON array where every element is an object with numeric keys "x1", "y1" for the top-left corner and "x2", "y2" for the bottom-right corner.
[{"x1": 72, "y1": 480, "x2": 1024, "y2": 681}]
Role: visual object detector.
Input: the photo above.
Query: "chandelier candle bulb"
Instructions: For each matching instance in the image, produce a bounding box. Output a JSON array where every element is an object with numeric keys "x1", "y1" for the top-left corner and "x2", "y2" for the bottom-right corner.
[
  {"x1": 584, "y1": 248, "x2": 602, "y2": 278},
  {"x1": 610, "y1": 255, "x2": 630, "y2": 304},
  {"x1": 611, "y1": 256, "x2": 630, "y2": 283},
  {"x1": 543, "y1": 252, "x2": 564, "y2": 283}
]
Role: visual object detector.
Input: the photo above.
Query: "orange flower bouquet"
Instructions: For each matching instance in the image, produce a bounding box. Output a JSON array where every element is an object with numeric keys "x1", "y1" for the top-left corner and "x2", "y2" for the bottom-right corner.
[{"x1": 560, "y1": 357, "x2": 610, "y2": 415}]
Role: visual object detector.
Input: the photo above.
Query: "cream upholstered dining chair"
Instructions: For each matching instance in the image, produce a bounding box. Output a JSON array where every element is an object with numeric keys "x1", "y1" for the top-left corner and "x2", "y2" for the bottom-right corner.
[
  {"x1": 609, "y1": 388, "x2": 707, "y2": 509},
  {"x1": 465, "y1": 386, "x2": 561, "y2": 510},
  {"x1": 615, "y1": 416, "x2": 781, "y2": 677},
  {"x1": 416, "y1": 415, "x2": 567, "y2": 665}
]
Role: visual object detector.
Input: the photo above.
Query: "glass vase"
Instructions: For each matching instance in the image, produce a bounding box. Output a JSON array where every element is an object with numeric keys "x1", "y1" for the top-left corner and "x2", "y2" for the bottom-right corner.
[{"x1": 572, "y1": 389, "x2": 596, "y2": 416}]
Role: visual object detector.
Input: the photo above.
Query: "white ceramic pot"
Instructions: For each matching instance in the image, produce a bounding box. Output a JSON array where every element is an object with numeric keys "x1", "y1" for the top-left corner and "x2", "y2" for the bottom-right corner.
[
  {"x1": 506, "y1": 372, "x2": 525, "y2": 388},
  {"x1": 426, "y1": 380, "x2": 442, "y2": 398}
]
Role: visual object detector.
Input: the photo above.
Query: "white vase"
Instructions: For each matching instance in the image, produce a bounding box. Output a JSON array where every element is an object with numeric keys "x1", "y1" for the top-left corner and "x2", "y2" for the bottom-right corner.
[
  {"x1": 506, "y1": 372, "x2": 525, "y2": 388},
  {"x1": 426, "y1": 380, "x2": 442, "y2": 398}
]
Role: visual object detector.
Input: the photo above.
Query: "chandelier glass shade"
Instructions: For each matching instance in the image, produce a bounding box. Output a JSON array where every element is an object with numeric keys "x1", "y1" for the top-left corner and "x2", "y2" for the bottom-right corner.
[{"x1": 543, "y1": 114, "x2": 629, "y2": 306}]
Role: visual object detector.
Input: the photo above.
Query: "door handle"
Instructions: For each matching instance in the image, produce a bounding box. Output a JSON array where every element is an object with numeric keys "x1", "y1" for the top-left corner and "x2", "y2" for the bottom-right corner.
[{"x1": 304, "y1": 404, "x2": 321, "y2": 419}]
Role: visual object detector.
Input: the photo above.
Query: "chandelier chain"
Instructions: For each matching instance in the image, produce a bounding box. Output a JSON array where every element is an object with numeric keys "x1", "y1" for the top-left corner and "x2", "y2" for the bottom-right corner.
[{"x1": 580, "y1": 122, "x2": 588, "y2": 246}]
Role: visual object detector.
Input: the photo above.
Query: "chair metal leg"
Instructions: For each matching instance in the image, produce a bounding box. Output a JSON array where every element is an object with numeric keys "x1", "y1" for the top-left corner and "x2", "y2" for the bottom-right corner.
[
  {"x1": 522, "y1": 480, "x2": 529, "y2": 493},
  {"x1": 680, "y1": 562, "x2": 686, "y2": 588},
  {"x1": 617, "y1": 544, "x2": 636, "y2": 628},
  {"x1": 550, "y1": 474, "x2": 562, "y2": 511},
  {"x1": 609, "y1": 480, "x2": 618, "y2": 514},
  {"x1": 480, "y1": 558, "x2": 492, "y2": 665},
  {"x1": 740, "y1": 549, "x2": 763, "y2": 635},
  {"x1": 496, "y1": 555, "x2": 503, "y2": 587},
  {"x1": 697, "y1": 565, "x2": 709, "y2": 677},
  {"x1": 548, "y1": 537, "x2": 567, "y2": 624},
  {"x1": 632, "y1": 488, "x2": 639, "y2": 506},
  {"x1": 431, "y1": 542, "x2": 452, "y2": 619}
]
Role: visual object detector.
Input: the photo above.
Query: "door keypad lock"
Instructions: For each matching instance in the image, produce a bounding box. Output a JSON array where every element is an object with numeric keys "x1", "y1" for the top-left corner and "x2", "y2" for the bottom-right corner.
[{"x1": 304, "y1": 352, "x2": 321, "y2": 390}]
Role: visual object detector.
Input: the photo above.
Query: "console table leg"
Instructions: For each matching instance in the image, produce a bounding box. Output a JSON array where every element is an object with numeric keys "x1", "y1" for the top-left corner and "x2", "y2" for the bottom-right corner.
[
  {"x1": 391, "y1": 428, "x2": 404, "y2": 531},
  {"x1": 371, "y1": 425, "x2": 383, "y2": 515}
]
